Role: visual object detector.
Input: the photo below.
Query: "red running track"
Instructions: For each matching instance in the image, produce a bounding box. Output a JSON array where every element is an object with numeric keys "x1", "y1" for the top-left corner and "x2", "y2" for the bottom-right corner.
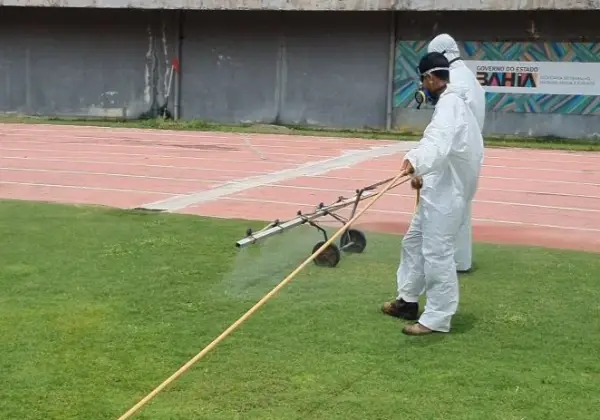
[{"x1": 1, "y1": 123, "x2": 599, "y2": 253}]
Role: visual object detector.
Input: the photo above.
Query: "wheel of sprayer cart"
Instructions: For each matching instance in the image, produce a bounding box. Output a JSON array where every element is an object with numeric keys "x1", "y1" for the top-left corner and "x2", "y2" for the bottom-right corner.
[
  {"x1": 312, "y1": 241, "x2": 341, "y2": 268},
  {"x1": 340, "y1": 229, "x2": 367, "y2": 254}
]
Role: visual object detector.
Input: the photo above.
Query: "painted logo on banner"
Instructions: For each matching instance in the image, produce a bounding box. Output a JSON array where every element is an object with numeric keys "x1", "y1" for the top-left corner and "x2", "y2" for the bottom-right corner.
[
  {"x1": 464, "y1": 60, "x2": 599, "y2": 95},
  {"x1": 394, "y1": 41, "x2": 600, "y2": 115},
  {"x1": 475, "y1": 63, "x2": 539, "y2": 88}
]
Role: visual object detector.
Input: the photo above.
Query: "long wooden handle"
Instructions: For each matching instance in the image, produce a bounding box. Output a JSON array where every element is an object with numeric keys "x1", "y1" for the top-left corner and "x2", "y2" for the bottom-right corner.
[
  {"x1": 415, "y1": 188, "x2": 420, "y2": 211},
  {"x1": 116, "y1": 171, "x2": 411, "y2": 420}
]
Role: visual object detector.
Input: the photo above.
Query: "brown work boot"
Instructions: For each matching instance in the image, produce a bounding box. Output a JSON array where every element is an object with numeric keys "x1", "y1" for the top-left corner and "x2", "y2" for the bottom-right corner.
[
  {"x1": 402, "y1": 322, "x2": 433, "y2": 336},
  {"x1": 381, "y1": 299, "x2": 418, "y2": 321}
]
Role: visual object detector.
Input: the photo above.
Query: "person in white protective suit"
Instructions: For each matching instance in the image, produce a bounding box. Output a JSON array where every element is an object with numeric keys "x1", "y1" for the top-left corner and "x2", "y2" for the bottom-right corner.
[
  {"x1": 426, "y1": 33, "x2": 486, "y2": 273},
  {"x1": 381, "y1": 52, "x2": 484, "y2": 336}
]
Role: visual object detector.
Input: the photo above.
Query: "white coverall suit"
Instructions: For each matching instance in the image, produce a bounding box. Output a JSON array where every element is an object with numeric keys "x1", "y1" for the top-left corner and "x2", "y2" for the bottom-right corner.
[
  {"x1": 396, "y1": 82, "x2": 484, "y2": 332},
  {"x1": 427, "y1": 34, "x2": 486, "y2": 272}
]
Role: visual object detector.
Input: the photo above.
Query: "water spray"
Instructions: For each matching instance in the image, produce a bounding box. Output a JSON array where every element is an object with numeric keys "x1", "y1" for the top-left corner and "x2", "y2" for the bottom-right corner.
[{"x1": 115, "y1": 171, "x2": 411, "y2": 420}]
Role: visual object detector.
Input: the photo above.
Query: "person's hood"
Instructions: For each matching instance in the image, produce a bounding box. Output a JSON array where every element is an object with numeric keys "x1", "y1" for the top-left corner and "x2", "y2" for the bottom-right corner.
[{"x1": 427, "y1": 34, "x2": 461, "y2": 63}]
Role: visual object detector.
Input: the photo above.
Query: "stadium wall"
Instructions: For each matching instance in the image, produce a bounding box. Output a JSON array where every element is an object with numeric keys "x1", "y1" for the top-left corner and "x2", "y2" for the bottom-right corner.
[
  {"x1": 0, "y1": 8, "x2": 179, "y2": 120},
  {"x1": 0, "y1": 8, "x2": 599, "y2": 139},
  {"x1": 0, "y1": 8, "x2": 390, "y2": 128}
]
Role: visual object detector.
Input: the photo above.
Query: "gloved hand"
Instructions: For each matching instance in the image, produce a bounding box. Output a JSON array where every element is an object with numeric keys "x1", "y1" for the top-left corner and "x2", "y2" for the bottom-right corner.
[
  {"x1": 400, "y1": 159, "x2": 414, "y2": 177},
  {"x1": 411, "y1": 176, "x2": 423, "y2": 190}
]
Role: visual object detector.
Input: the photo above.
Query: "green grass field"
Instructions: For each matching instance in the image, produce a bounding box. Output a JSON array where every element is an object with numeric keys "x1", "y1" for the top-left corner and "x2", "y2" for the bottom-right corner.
[{"x1": 2, "y1": 200, "x2": 600, "y2": 420}]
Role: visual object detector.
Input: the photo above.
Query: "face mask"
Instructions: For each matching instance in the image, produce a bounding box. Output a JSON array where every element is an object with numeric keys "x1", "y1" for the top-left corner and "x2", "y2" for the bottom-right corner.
[
  {"x1": 414, "y1": 82, "x2": 439, "y2": 109},
  {"x1": 414, "y1": 65, "x2": 448, "y2": 109},
  {"x1": 414, "y1": 86, "x2": 426, "y2": 110}
]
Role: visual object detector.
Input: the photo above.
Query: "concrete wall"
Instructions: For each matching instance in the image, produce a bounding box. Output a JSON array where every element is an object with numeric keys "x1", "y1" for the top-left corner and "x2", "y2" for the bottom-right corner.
[
  {"x1": 0, "y1": 8, "x2": 391, "y2": 129},
  {"x1": 0, "y1": 8, "x2": 177, "y2": 118},
  {"x1": 1, "y1": 7, "x2": 599, "y2": 139},
  {"x1": 180, "y1": 11, "x2": 391, "y2": 128},
  {"x1": 1, "y1": 0, "x2": 599, "y2": 10}
]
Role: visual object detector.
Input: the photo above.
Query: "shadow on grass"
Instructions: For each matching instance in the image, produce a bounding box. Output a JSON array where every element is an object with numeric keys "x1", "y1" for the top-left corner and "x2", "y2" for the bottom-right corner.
[
  {"x1": 402, "y1": 311, "x2": 478, "y2": 347},
  {"x1": 449, "y1": 311, "x2": 477, "y2": 335}
]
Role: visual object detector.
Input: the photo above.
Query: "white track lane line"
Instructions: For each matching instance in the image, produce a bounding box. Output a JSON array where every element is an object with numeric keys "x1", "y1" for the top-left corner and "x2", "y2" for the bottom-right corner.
[
  {"x1": 0, "y1": 181, "x2": 176, "y2": 195},
  {"x1": 3, "y1": 149, "x2": 600, "y2": 179},
  {"x1": 5, "y1": 137, "x2": 600, "y2": 165}
]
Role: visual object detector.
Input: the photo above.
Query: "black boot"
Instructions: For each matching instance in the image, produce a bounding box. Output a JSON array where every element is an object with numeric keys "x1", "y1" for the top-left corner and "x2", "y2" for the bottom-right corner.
[{"x1": 381, "y1": 298, "x2": 419, "y2": 321}]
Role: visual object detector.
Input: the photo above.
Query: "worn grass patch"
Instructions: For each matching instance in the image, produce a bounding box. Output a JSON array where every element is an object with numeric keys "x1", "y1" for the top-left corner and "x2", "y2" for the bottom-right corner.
[{"x1": 1, "y1": 199, "x2": 600, "y2": 420}]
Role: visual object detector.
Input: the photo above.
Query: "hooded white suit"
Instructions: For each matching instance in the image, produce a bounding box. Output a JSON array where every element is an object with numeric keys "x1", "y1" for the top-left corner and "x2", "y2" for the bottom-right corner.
[
  {"x1": 396, "y1": 81, "x2": 484, "y2": 332},
  {"x1": 427, "y1": 34, "x2": 486, "y2": 272}
]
